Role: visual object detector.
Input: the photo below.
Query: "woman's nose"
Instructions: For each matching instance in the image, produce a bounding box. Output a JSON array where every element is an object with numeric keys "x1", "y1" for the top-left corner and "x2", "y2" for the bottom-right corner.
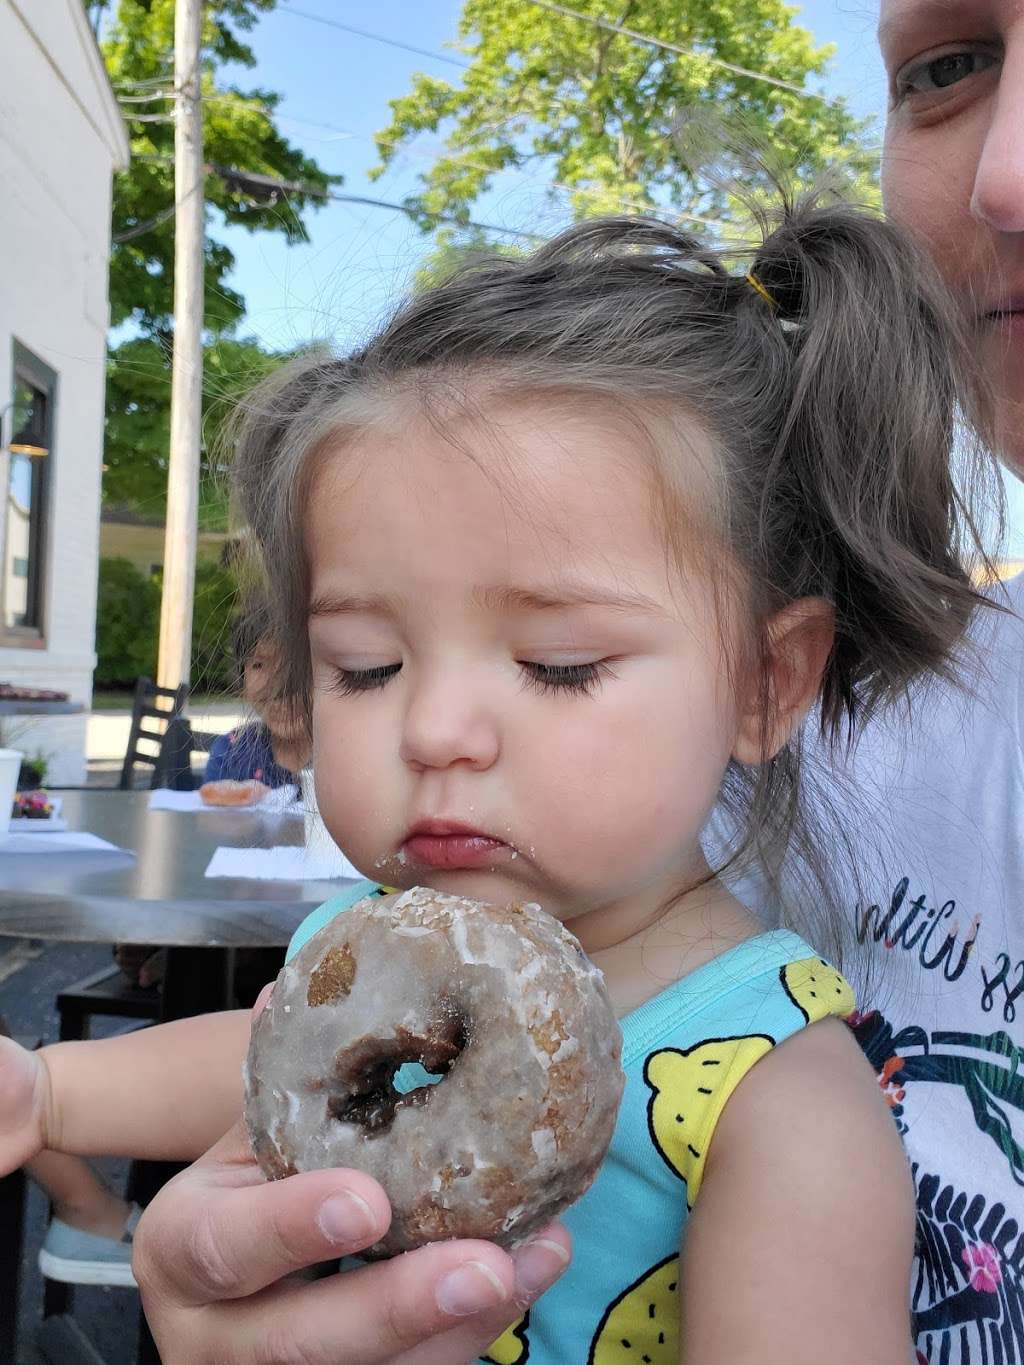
[
  {"x1": 399, "y1": 674, "x2": 500, "y2": 773},
  {"x1": 971, "y1": 43, "x2": 1024, "y2": 233}
]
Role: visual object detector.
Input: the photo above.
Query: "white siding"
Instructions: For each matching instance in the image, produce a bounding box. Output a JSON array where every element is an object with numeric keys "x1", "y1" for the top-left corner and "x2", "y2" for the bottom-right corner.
[{"x1": 0, "y1": 0, "x2": 127, "y2": 783}]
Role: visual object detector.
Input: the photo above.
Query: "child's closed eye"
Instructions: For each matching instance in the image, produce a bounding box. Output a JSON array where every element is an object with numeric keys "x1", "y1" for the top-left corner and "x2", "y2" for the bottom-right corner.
[
  {"x1": 519, "y1": 660, "x2": 618, "y2": 697},
  {"x1": 326, "y1": 659, "x2": 619, "y2": 698},
  {"x1": 328, "y1": 663, "x2": 402, "y2": 695}
]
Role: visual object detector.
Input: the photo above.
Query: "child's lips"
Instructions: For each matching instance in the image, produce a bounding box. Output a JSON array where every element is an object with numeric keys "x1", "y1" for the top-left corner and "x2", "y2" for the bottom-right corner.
[
  {"x1": 401, "y1": 818, "x2": 511, "y2": 870},
  {"x1": 402, "y1": 833, "x2": 511, "y2": 869}
]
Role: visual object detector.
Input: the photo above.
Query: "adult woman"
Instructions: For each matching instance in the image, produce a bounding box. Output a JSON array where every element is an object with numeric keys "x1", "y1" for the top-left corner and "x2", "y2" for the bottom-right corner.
[
  {"x1": 850, "y1": 4, "x2": 1024, "y2": 1358},
  {"x1": 94, "y1": 4, "x2": 1024, "y2": 1359}
]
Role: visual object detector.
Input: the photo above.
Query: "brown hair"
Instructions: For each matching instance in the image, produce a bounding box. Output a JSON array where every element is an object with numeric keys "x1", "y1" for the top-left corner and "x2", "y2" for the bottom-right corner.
[{"x1": 230, "y1": 188, "x2": 996, "y2": 952}]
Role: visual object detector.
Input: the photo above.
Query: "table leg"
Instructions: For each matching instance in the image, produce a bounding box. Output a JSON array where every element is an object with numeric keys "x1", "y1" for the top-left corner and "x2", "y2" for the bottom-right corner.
[{"x1": 159, "y1": 945, "x2": 231, "y2": 1020}]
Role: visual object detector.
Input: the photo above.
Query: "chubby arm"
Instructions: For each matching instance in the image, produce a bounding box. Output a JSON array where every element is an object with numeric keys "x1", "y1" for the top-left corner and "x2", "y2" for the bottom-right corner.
[
  {"x1": 680, "y1": 1018, "x2": 915, "y2": 1365},
  {"x1": 37, "y1": 1009, "x2": 251, "y2": 1162}
]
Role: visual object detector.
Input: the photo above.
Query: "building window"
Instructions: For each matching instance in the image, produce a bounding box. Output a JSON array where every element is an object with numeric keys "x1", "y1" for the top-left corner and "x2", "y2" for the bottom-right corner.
[{"x1": 2, "y1": 345, "x2": 55, "y2": 641}]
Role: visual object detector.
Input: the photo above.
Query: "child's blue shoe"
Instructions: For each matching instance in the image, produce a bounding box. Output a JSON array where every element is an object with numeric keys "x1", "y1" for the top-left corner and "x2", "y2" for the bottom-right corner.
[{"x1": 38, "y1": 1204, "x2": 140, "y2": 1287}]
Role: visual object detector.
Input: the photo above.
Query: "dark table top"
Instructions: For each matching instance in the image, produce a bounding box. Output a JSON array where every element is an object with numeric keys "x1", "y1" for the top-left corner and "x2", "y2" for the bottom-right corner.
[{"x1": 0, "y1": 790, "x2": 345, "y2": 947}]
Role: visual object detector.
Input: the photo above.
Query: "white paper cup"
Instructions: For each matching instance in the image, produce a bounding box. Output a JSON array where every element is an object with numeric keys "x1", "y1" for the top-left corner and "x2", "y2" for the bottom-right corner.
[{"x1": 0, "y1": 749, "x2": 24, "y2": 834}]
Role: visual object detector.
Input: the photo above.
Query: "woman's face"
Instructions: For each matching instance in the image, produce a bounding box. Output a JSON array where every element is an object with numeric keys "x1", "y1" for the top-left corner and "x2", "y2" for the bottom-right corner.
[{"x1": 880, "y1": 0, "x2": 1024, "y2": 475}]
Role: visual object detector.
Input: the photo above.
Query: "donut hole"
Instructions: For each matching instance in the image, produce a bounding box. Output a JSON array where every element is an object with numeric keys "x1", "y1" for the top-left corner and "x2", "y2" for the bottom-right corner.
[
  {"x1": 393, "y1": 1061, "x2": 445, "y2": 1095},
  {"x1": 328, "y1": 1018, "x2": 468, "y2": 1136}
]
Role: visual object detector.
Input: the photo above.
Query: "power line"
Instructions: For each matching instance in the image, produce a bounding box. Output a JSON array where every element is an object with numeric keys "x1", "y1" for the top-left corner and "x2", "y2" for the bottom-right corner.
[
  {"x1": 523, "y1": 0, "x2": 813, "y2": 98},
  {"x1": 278, "y1": 5, "x2": 470, "y2": 70},
  {"x1": 132, "y1": 153, "x2": 542, "y2": 241}
]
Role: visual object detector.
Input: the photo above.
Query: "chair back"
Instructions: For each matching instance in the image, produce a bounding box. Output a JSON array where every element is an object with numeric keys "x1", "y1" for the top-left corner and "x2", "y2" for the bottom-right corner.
[
  {"x1": 153, "y1": 717, "x2": 221, "y2": 791},
  {"x1": 118, "y1": 677, "x2": 188, "y2": 790}
]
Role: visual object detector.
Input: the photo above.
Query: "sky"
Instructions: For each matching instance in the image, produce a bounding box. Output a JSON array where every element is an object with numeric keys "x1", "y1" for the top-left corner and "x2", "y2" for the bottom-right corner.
[{"x1": 214, "y1": 0, "x2": 1024, "y2": 551}]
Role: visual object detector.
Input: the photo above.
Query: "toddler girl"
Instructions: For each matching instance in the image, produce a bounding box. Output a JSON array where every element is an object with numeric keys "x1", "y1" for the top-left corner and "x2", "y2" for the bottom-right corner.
[
  {"x1": 1, "y1": 189, "x2": 990, "y2": 1364},
  {"x1": 203, "y1": 599, "x2": 309, "y2": 787}
]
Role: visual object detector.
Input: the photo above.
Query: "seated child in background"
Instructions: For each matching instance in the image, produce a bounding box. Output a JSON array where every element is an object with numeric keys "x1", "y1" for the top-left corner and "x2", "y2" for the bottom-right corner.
[
  {"x1": 204, "y1": 604, "x2": 310, "y2": 787},
  {"x1": 118, "y1": 603, "x2": 311, "y2": 991}
]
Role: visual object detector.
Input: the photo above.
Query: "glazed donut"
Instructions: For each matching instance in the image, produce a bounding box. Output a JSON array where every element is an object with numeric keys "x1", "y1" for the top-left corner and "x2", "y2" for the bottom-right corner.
[
  {"x1": 244, "y1": 887, "x2": 624, "y2": 1256},
  {"x1": 199, "y1": 778, "x2": 268, "y2": 807}
]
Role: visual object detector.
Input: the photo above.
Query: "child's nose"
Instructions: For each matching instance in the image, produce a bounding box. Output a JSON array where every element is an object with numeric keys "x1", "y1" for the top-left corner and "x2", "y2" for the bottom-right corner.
[{"x1": 399, "y1": 675, "x2": 500, "y2": 773}]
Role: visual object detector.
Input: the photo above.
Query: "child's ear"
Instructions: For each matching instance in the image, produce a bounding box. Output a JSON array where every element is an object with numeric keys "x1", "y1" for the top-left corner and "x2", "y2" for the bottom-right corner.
[{"x1": 732, "y1": 598, "x2": 835, "y2": 765}]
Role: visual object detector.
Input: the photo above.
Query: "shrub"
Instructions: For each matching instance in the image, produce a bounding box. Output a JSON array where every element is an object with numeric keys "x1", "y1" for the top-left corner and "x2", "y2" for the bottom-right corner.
[
  {"x1": 93, "y1": 556, "x2": 239, "y2": 694},
  {"x1": 190, "y1": 559, "x2": 239, "y2": 694},
  {"x1": 94, "y1": 557, "x2": 159, "y2": 687}
]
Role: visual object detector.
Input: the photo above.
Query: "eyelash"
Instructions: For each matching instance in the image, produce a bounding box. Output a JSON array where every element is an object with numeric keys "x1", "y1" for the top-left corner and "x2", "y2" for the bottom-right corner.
[{"x1": 327, "y1": 660, "x2": 615, "y2": 698}]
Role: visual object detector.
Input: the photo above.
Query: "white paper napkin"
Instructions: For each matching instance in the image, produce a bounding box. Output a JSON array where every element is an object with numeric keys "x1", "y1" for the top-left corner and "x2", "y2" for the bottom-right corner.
[
  {"x1": 0, "y1": 831, "x2": 132, "y2": 854},
  {"x1": 150, "y1": 785, "x2": 299, "y2": 813},
  {"x1": 204, "y1": 844, "x2": 361, "y2": 882}
]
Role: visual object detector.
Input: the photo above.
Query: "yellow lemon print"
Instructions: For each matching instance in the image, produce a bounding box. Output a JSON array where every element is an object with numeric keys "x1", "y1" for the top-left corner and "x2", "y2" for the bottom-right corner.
[
  {"x1": 781, "y1": 958, "x2": 855, "y2": 1023},
  {"x1": 483, "y1": 1313, "x2": 529, "y2": 1364},
  {"x1": 588, "y1": 1254, "x2": 679, "y2": 1364},
  {"x1": 644, "y1": 1035, "x2": 774, "y2": 1205}
]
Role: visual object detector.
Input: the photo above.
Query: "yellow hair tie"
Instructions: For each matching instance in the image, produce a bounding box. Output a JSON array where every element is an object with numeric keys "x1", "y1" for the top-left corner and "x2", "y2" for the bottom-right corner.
[{"x1": 745, "y1": 272, "x2": 777, "y2": 310}]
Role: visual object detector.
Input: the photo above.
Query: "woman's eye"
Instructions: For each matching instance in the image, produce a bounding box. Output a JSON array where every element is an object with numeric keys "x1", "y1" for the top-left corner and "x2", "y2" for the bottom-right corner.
[
  {"x1": 520, "y1": 661, "x2": 614, "y2": 696},
  {"x1": 329, "y1": 663, "x2": 401, "y2": 695},
  {"x1": 896, "y1": 49, "x2": 997, "y2": 98}
]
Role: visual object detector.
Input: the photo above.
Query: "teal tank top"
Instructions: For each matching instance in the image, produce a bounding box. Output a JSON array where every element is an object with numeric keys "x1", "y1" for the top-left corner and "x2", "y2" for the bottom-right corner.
[{"x1": 285, "y1": 882, "x2": 855, "y2": 1364}]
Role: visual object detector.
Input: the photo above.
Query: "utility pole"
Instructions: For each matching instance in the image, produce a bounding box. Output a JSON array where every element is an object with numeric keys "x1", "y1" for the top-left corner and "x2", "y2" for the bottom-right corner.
[{"x1": 157, "y1": 0, "x2": 204, "y2": 691}]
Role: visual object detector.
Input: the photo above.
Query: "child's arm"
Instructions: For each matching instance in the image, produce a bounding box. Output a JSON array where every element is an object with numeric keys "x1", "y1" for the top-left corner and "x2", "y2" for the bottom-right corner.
[
  {"x1": 0, "y1": 1009, "x2": 251, "y2": 1172},
  {"x1": 680, "y1": 1019, "x2": 915, "y2": 1365}
]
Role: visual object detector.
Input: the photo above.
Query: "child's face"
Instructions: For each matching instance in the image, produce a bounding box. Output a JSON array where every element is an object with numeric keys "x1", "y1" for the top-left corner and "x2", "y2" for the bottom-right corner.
[
  {"x1": 305, "y1": 399, "x2": 747, "y2": 946},
  {"x1": 244, "y1": 641, "x2": 305, "y2": 745}
]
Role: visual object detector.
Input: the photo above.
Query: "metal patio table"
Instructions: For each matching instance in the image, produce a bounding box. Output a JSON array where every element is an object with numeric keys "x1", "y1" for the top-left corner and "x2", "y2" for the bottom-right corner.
[{"x1": 0, "y1": 788, "x2": 346, "y2": 1365}]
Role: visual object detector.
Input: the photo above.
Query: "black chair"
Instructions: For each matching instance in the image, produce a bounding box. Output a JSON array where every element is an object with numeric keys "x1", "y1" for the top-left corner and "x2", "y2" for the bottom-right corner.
[
  {"x1": 118, "y1": 677, "x2": 188, "y2": 791},
  {"x1": 52, "y1": 716, "x2": 227, "y2": 1052},
  {"x1": 155, "y1": 715, "x2": 220, "y2": 790}
]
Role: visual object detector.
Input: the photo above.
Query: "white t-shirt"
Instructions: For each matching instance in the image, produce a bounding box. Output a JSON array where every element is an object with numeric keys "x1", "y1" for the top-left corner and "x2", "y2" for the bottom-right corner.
[{"x1": 710, "y1": 572, "x2": 1024, "y2": 1364}]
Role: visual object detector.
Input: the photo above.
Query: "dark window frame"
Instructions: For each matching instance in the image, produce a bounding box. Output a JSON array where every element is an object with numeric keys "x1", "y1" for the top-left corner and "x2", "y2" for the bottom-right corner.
[{"x1": 1, "y1": 341, "x2": 57, "y2": 649}]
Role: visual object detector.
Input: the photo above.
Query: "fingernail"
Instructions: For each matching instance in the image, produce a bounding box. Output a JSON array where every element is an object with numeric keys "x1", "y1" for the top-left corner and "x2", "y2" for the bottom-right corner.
[
  {"x1": 513, "y1": 1237, "x2": 571, "y2": 1297},
  {"x1": 436, "y1": 1260, "x2": 508, "y2": 1317},
  {"x1": 316, "y1": 1191, "x2": 377, "y2": 1246}
]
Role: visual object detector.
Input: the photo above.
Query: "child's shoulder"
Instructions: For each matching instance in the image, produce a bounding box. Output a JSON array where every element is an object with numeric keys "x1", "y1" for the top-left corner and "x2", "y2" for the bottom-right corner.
[
  {"x1": 285, "y1": 879, "x2": 383, "y2": 962},
  {"x1": 624, "y1": 932, "x2": 857, "y2": 1206},
  {"x1": 621, "y1": 930, "x2": 855, "y2": 1064}
]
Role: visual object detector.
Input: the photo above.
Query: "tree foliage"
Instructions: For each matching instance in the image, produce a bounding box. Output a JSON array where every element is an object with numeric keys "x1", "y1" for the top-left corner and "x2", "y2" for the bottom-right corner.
[
  {"x1": 94, "y1": 557, "x2": 161, "y2": 686},
  {"x1": 99, "y1": 0, "x2": 340, "y2": 335},
  {"x1": 372, "y1": 0, "x2": 877, "y2": 234},
  {"x1": 104, "y1": 335, "x2": 290, "y2": 527},
  {"x1": 94, "y1": 556, "x2": 241, "y2": 691},
  {"x1": 91, "y1": 0, "x2": 332, "y2": 514}
]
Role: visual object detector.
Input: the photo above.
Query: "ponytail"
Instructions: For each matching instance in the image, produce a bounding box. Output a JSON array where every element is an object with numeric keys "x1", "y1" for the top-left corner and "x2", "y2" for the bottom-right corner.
[{"x1": 741, "y1": 200, "x2": 992, "y2": 740}]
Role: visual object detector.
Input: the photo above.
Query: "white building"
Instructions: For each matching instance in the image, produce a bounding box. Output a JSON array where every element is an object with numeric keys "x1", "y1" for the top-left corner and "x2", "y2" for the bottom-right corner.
[{"x1": 0, "y1": 0, "x2": 128, "y2": 783}]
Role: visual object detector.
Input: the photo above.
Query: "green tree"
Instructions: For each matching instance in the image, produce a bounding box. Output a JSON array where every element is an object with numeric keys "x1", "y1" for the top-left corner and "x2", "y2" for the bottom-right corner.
[
  {"x1": 100, "y1": 0, "x2": 339, "y2": 336},
  {"x1": 372, "y1": 0, "x2": 877, "y2": 234},
  {"x1": 103, "y1": 335, "x2": 291, "y2": 528},
  {"x1": 412, "y1": 228, "x2": 525, "y2": 293}
]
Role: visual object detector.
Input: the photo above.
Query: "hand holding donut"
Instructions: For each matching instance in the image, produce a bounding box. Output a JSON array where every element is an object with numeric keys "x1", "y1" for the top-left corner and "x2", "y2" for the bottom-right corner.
[{"x1": 132, "y1": 1113, "x2": 572, "y2": 1365}]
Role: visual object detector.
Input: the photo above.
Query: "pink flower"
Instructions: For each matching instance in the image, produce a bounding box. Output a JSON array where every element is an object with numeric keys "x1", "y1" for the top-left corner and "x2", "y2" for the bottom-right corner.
[{"x1": 962, "y1": 1242, "x2": 1002, "y2": 1293}]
